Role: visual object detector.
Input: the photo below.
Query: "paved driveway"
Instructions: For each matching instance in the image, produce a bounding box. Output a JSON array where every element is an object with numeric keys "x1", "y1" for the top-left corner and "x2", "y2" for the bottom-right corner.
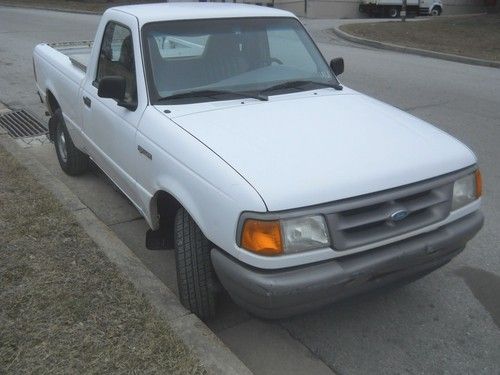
[{"x1": 1, "y1": 7, "x2": 499, "y2": 374}]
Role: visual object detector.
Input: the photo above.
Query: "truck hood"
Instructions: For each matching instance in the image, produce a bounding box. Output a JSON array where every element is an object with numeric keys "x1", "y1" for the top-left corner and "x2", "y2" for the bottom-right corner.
[{"x1": 159, "y1": 91, "x2": 476, "y2": 211}]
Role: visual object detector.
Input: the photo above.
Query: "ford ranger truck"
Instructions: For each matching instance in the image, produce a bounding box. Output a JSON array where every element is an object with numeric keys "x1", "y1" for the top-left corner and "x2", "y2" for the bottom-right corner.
[{"x1": 33, "y1": 3, "x2": 483, "y2": 320}]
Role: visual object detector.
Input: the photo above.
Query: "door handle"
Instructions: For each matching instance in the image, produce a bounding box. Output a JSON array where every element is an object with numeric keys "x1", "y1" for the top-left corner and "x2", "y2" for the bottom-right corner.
[
  {"x1": 137, "y1": 145, "x2": 152, "y2": 160},
  {"x1": 83, "y1": 96, "x2": 91, "y2": 108}
]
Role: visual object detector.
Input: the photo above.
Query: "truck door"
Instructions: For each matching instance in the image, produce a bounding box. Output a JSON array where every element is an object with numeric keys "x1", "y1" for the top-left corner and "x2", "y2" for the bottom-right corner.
[{"x1": 80, "y1": 18, "x2": 146, "y2": 211}]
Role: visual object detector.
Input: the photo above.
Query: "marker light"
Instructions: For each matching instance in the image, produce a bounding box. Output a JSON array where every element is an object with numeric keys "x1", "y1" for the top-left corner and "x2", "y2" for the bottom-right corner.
[{"x1": 241, "y1": 219, "x2": 283, "y2": 256}]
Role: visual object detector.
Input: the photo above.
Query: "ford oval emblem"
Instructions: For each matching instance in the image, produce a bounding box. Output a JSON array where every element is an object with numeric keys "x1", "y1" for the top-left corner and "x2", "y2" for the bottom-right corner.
[{"x1": 390, "y1": 209, "x2": 409, "y2": 222}]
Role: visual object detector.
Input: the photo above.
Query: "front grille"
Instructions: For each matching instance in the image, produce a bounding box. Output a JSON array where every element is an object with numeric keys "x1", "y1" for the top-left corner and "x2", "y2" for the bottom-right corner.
[{"x1": 326, "y1": 177, "x2": 454, "y2": 251}]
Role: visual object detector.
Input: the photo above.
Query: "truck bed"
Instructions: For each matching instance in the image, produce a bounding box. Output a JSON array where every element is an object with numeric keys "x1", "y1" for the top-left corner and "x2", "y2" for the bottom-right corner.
[{"x1": 48, "y1": 41, "x2": 93, "y2": 72}]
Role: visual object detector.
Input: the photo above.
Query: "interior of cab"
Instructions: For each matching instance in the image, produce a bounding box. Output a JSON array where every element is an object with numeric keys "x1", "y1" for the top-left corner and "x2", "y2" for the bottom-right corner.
[
  {"x1": 147, "y1": 31, "x2": 272, "y2": 93},
  {"x1": 142, "y1": 17, "x2": 333, "y2": 101}
]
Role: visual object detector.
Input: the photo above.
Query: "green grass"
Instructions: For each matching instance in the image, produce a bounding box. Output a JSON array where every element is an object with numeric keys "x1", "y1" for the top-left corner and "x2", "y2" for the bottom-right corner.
[{"x1": 0, "y1": 144, "x2": 205, "y2": 374}]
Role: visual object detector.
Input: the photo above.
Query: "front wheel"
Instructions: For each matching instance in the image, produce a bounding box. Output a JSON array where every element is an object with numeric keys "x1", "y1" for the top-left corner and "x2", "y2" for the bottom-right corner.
[
  {"x1": 52, "y1": 109, "x2": 88, "y2": 176},
  {"x1": 174, "y1": 207, "x2": 217, "y2": 320}
]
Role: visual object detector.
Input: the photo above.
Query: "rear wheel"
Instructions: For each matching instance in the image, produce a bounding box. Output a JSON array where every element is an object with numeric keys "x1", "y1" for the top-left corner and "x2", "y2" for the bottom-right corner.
[
  {"x1": 174, "y1": 207, "x2": 217, "y2": 320},
  {"x1": 53, "y1": 109, "x2": 88, "y2": 175},
  {"x1": 388, "y1": 6, "x2": 400, "y2": 18}
]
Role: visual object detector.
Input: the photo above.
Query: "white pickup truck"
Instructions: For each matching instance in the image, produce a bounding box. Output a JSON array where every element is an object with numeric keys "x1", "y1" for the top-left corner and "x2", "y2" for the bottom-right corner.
[{"x1": 33, "y1": 3, "x2": 483, "y2": 320}]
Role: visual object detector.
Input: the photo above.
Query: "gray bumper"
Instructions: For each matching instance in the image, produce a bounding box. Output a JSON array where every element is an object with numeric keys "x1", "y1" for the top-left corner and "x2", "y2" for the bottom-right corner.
[{"x1": 211, "y1": 211, "x2": 483, "y2": 319}]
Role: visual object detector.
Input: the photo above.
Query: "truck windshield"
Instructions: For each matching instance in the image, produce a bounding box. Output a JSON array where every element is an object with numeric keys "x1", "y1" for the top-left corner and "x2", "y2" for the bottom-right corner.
[{"x1": 141, "y1": 17, "x2": 338, "y2": 104}]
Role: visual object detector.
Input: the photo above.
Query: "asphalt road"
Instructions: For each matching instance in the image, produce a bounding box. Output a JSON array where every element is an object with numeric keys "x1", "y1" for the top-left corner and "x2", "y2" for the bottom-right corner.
[{"x1": 1, "y1": 7, "x2": 499, "y2": 374}]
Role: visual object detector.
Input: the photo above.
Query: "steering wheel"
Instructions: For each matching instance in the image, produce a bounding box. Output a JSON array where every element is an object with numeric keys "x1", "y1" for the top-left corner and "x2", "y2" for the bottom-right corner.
[{"x1": 270, "y1": 57, "x2": 283, "y2": 65}]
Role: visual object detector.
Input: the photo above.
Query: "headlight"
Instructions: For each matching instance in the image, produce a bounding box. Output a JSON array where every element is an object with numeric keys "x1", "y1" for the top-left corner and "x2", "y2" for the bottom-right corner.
[
  {"x1": 452, "y1": 170, "x2": 482, "y2": 210},
  {"x1": 281, "y1": 215, "x2": 330, "y2": 253},
  {"x1": 241, "y1": 215, "x2": 330, "y2": 256}
]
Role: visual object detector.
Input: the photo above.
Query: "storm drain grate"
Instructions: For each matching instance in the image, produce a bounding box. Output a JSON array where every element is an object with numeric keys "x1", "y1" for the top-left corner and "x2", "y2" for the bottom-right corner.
[{"x1": 0, "y1": 110, "x2": 47, "y2": 138}]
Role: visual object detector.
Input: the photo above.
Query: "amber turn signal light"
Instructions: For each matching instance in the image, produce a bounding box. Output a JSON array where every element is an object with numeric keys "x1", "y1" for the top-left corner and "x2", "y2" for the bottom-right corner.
[
  {"x1": 241, "y1": 219, "x2": 283, "y2": 256},
  {"x1": 475, "y1": 169, "x2": 482, "y2": 198}
]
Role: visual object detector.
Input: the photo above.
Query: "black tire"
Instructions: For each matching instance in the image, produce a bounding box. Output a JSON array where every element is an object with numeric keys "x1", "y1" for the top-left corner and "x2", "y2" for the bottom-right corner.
[
  {"x1": 174, "y1": 207, "x2": 217, "y2": 320},
  {"x1": 52, "y1": 109, "x2": 89, "y2": 176},
  {"x1": 388, "y1": 6, "x2": 400, "y2": 18},
  {"x1": 430, "y1": 6, "x2": 442, "y2": 15}
]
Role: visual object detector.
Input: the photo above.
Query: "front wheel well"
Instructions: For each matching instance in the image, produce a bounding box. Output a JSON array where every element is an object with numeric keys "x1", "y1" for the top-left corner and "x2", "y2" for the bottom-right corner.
[
  {"x1": 46, "y1": 90, "x2": 60, "y2": 115},
  {"x1": 147, "y1": 190, "x2": 182, "y2": 249},
  {"x1": 46, "y1": 91, "x2": 61, "y2": 141}
]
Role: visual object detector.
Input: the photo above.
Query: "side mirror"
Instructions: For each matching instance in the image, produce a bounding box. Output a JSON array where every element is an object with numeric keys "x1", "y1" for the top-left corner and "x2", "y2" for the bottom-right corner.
[
  {"x1": 330, "y1": 58, "x2": 344, "y2": 76},
  {"x1": 97, "y1": 76, "x2": 136, "y2": 110},
  {"x1": 98, "y1": 76, "x2": 126, "y2": 100}
]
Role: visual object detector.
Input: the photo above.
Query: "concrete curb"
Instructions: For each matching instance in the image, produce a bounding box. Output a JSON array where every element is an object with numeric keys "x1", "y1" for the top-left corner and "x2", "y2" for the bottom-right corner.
[
  {"x1": 0, "y1": 131, "x2": 252, "y2": 375},
  {"x1": 331, "y1": 25, "x2": 500, "y2": 69}
]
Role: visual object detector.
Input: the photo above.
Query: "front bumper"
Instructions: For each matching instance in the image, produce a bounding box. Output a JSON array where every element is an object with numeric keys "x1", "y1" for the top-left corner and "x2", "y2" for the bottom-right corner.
[{"x1": 211, "y1": 211, "x2": 483, "y2": 319}]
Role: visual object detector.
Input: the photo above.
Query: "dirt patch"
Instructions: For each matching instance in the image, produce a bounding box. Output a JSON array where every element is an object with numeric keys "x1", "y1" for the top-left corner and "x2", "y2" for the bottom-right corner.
[
  {"x1": 340, "y1": 15, "x2": 500, "y2": 62},
  {"x1": 0, "y1": 143, "x2": 205, "y2": 373}
]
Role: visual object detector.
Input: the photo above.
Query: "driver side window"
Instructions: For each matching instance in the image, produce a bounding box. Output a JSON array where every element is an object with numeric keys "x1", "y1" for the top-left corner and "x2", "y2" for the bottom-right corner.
[{"x1": 96, "y1": 22, "x2": 137, "y2": 103}]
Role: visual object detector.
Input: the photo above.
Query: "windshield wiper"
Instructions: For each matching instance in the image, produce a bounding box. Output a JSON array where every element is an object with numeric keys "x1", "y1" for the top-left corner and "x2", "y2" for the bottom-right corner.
[
  {"x1": 158, "y1": 89, "x2": 268, "y2": 102},
  {"x1": 260, "y1": 80, "x2": 343, "y2": 94}
]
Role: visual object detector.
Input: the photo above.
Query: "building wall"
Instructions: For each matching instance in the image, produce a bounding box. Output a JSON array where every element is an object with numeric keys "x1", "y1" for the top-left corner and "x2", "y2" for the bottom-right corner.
[{"x1": 440, "y1": 0, "x2": 486, "y2": 14}]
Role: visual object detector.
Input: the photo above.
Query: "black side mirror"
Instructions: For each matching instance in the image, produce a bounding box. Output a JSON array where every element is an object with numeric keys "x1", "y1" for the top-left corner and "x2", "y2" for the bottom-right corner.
[
  {"x1": 98, "y1": 76, "x2": 125, "y2": 100},
  {"x1": 97, "y1": 76, "x2": 136, "y2": 110},
  {"x1": 330, "y1": 58, "x2": 344, "y2": 76}
]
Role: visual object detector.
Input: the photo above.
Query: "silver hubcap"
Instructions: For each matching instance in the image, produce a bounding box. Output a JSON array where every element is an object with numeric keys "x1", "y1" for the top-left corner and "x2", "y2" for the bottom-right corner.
[{"x1": 57, "y1": 127, "x2": 68, "y2": 163}]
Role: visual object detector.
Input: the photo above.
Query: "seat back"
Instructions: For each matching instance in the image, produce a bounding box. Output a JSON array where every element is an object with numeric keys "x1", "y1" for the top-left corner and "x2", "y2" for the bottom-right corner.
[{"x1": 202, "y1": 33, "x2": 249, "y2": 84}]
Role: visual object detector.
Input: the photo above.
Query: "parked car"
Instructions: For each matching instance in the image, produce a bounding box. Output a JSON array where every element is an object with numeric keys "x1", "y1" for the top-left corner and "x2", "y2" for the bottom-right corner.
[
  {"x1": 359, "y1": 0, "x2": 443, "y2": 17},
  {"x1": 33, "y1": 3, "x2": 482, "y2": 320}
]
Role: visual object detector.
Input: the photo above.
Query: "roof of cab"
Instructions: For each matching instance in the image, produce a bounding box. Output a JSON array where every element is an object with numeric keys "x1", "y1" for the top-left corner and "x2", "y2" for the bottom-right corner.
[{"x1": 110, "y1": 2, "x2": 296, "y2": 25}]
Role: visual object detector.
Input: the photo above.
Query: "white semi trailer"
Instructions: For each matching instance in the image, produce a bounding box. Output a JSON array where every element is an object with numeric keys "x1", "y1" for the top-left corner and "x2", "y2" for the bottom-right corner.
[{"x1": 359, "y1": 0, "x2": 443, "y2": 17}]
